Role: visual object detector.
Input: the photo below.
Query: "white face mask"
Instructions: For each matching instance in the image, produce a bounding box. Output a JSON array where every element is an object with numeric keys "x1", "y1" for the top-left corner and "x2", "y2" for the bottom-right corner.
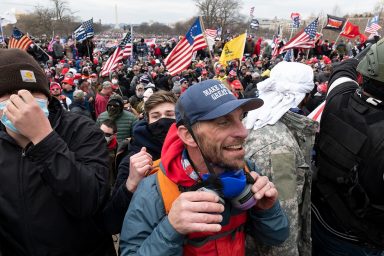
[{"x1": 112, "y1": 79, "x2": 118, "y2": 84}]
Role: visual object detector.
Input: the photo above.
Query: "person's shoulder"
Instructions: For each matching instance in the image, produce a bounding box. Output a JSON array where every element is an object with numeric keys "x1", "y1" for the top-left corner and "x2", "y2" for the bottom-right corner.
[
  {"x1": 121, "y1": 110, "x2": 137, "y2": 120},
  {"x1": 59, "y1": 110, "x2": 98, "y2": 133},
  {"x1": 133, "y1": 174, "x2": 161, "y2": 204}
]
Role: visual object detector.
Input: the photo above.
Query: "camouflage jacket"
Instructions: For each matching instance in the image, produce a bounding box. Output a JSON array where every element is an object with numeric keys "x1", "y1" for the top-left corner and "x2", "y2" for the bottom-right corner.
[{"x1": 244, "y1": 111, "x2": 318, "y2": 256}]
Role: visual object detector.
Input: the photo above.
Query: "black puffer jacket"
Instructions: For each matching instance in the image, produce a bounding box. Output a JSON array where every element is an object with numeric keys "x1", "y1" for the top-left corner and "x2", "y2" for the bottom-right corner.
[{"x1": 0, "y1": 97, "x2": 114, "y2": 256}]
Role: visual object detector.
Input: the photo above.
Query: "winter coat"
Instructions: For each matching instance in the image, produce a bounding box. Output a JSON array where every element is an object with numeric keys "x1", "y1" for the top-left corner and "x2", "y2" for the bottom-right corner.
[{"x1": 0, "y1": 97, "x2": 114, "y2": 256}]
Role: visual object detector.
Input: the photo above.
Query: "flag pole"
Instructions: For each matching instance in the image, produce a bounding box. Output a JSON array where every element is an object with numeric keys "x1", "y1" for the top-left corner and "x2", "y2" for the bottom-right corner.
[
  {"x1": 199, "y1": 16, "x2": 215, "y2": 73},
  {"x1": 289, "y1": 26, "x2": 294, "y2": 40},
  {"x1": 28, "y1": 33, "x2": 51, "y2": 58},
  {"x1": 319, "y1": 13, "x2": 326, "y2": 35},
  {"x1": 334, "y1": 18, "x2": 349, "y2": 47},
  {"x1": 0, "y1": 20, "x2": 4, "y2": 45},
  {"x1": 376, "y1": 5, "x2": 383, "y2": 34}
]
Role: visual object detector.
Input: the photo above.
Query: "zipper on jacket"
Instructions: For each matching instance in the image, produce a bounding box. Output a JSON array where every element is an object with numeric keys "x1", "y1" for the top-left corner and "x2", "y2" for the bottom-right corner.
[{"x1": 19, "y1": 150, "x2": 36, "y2": 255}]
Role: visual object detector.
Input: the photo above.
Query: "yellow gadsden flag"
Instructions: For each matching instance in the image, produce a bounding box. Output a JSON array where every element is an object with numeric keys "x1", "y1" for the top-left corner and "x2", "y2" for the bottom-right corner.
[{"x1": 219, "y1": 33, "x2": 247, "y2": 66}]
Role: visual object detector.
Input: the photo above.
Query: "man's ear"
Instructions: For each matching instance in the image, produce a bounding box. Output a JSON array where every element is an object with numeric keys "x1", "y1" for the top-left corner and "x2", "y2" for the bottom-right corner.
[{"x1": 177, "y1": 125, "x2": 198, "y2": 148}]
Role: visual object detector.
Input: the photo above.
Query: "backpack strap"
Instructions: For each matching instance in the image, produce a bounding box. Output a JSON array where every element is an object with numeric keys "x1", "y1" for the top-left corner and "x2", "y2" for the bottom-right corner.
[{"x1": 156, "y1": 162, "x2": 181, "y2": 214}]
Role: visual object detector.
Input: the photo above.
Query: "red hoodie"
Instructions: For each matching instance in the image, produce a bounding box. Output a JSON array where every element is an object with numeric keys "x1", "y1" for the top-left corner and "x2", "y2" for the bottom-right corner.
[{"x1": 161, "y1": 123, "x2": 195, "y2": 187}]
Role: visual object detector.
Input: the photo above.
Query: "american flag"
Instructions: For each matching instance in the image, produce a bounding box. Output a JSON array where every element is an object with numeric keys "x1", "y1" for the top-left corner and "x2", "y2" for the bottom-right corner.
[
  {"x1": 8, "y1": 27, "x2": 33, "y2": 50},
  {"x1": 365, "y1": 15, "x2": 382, "y2": 34},
  {"x1": 271, "y1": 25, "x2": 283, "y2": 58},
  {"x1": 164, "y1": 17, "x2": 207, "y2": 75},
  {"x1": 122, "y1": 32, "x2": 133, "y2": 58},
  {"x1": 101, "y1": 32, "x2": 131, "y2": 77},
  {"x1": 279, "y1": 18, "x2": 318, "y2": 54},
  {"x1": 205, "y1": 29, "x2": 217, "y2": 39},
  {"x1": 74, "y1": 19, "x2": 94, "y2": 42}
]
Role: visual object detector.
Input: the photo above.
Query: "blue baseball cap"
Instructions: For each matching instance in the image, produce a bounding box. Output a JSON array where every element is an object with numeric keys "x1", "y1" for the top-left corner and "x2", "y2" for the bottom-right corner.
[{"x1": 176, "y1": 79, "x2": 263, "y2": 126}]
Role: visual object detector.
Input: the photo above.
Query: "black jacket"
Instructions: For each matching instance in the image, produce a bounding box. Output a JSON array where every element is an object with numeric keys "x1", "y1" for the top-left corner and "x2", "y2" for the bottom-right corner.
[
  {"x1": 101, "y1": 119, "x2": 163, "y2": 235},
  {"x1": 0, "y1": 97, "x2": 114, "y2": 256}
]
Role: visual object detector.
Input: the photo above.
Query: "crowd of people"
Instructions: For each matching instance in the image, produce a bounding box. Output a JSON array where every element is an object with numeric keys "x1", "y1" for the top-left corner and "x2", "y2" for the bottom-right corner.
[{"x1": 0, "y1": 24, "x2": 384, "y2": 256}]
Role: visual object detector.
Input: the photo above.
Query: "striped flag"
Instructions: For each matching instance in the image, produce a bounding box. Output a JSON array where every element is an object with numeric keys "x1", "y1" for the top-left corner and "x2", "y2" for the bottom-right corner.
[
  {"x1": 205, "y1": 29, "x2": 217, "y2": 39},
  {"x1": 101, "y1": 32, "x2": 132, "y2": 77},
  {"x1": 122, "y1": 32, "x2": 133, "y2": 58},
  {"x1": 279, "y1": 18, "x2": 318, "y2": 54},
  {"x1": 365, "y1": 15, "x2": 381, "y2": 34},
  {"x1": 73, "y1": 19, "x2": 94, "y2": 42},
  {"x1": 205, "y1": 28, "x2": 217, "y2": 51},
  {"x1": 164, "y1": 17, "x2": 207, "y2": 76},
  {"x1": 308, "y1": 101, "x2": 325, "y2": 123},
  {"x1": 8, "y1": 27, "x2": 33, "y2": 50}
]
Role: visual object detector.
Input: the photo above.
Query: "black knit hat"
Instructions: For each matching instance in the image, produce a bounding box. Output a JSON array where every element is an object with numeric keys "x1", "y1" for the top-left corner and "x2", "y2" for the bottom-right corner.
[{"x1": 0, "y1": 49, "x2": 50, "y2": 98}]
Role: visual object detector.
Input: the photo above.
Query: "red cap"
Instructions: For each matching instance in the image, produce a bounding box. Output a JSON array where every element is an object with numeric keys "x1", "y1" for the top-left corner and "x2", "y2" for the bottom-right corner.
[
  {"x1": 231, "y1": 80, "x2": 243, "y2": 90},
  {"x1": 74, "y1": 73, "x2": 82, "y2": 79},
  {"x1": 62, "y1": 77, "x2": 74, "y2": 86},
  {"x1": 61, "y1": 67, "x2": 69, "y2": 75},
  {"x1": 50, "y1": 82, "x2": 61, "y2": 90},
  {"x1": 201, "y1": 69, "x2": 208, "y2": 74}
]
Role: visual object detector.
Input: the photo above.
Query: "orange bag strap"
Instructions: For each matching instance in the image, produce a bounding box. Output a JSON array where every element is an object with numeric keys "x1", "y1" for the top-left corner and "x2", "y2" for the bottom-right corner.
[{"x1": 156, "y1": 162, "x2": 181, "y2": 214}]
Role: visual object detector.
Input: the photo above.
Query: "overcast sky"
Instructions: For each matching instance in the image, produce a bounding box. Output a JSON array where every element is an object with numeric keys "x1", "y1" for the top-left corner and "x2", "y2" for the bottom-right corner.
[{"x1": 0, "y1": 0, "x2": 380, "y2": 25}]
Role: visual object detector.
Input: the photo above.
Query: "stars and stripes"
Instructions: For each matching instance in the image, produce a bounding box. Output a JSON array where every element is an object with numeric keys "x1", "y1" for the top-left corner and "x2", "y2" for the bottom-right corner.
[
  {"x1": 365, "y1": 15, "x2": 382, "y2": 34},
  {"x1": 73, "y1": 19, "x2": 94, "y2": 42},
  {"x1": 101, "y1": 32, "x2": 132, "y2": 77},
  {"x1": 279, "y1": 18, "x2": 318, "y2": 54},
  {"x1": 121, "y1": 32, "x2": 133, "y2": 58},
  {"x1": 164, "y1": 17, "x2": 207, "y2": 76},
  {"x1": 8, "y1": 27, "x2": 33, "y2": 50},
  {"x1": 205, "y1": 29, "x2": 217, "y2": 39}
]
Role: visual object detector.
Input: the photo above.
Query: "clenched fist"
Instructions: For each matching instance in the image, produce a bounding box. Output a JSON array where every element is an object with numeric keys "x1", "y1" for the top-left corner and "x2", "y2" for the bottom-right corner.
[{"x1": 168, "y1": 191, "x2": 224, "y2": 235}]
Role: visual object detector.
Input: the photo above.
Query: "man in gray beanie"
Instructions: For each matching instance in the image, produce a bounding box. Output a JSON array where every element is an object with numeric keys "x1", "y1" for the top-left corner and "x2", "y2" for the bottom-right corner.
[{"x1": 0, "y1": 49, "x2": 115, "y2": 255}]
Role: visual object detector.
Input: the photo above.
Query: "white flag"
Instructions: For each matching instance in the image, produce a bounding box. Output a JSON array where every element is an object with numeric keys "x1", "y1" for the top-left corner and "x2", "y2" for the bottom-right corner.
[{"x1": 0, "y1": 9, "x2": 17, "y2": 26}]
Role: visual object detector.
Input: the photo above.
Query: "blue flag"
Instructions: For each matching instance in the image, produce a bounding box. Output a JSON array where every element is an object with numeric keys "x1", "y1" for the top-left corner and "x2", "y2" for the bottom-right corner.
[{"x1": 74, "y1": 19, "x2": 94, "y2": 42}]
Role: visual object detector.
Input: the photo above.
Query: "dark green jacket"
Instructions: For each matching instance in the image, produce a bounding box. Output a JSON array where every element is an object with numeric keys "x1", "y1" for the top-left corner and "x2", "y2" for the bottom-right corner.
[{"x1": 97, "y1": 110, "x2": 138, "y2": 144}]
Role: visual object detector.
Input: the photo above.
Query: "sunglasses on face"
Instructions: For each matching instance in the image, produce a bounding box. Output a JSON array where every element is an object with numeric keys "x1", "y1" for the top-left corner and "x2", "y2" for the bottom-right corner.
[{"x1": 104, "y1": 132, "x2": 114, "y2": 137}]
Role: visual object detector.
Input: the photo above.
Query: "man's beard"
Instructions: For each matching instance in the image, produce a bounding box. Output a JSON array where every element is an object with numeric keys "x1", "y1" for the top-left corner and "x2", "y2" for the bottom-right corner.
[{"x1": 196, "y1": 135, "x2": 245, "y2": 170}]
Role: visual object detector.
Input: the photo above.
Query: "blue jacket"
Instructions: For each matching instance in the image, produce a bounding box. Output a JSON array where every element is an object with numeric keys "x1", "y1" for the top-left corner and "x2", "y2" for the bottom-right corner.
[{"x1": 119, "y1": 174, "x2": 289, "y2": 255}]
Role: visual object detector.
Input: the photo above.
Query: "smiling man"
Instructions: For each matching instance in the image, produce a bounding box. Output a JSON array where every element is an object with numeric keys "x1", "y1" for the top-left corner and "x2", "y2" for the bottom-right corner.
[{"x1": 119, "y1": 79, "x2": 289, "y2": 256}]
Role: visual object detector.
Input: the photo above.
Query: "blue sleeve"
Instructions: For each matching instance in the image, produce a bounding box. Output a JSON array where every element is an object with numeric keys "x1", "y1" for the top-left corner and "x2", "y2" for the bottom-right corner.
[
  {"x1": 119, "y1": 175, "x2": 184, "y2": 256},
  {"x1": 247, "y1": 201, "x2": 290, "y2": 246}
]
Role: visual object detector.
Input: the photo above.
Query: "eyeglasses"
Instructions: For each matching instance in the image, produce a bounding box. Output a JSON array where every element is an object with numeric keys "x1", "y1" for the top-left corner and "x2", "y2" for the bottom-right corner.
[{"x1": 104, "y1": 132, "x2": 114, "y2": 137}]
